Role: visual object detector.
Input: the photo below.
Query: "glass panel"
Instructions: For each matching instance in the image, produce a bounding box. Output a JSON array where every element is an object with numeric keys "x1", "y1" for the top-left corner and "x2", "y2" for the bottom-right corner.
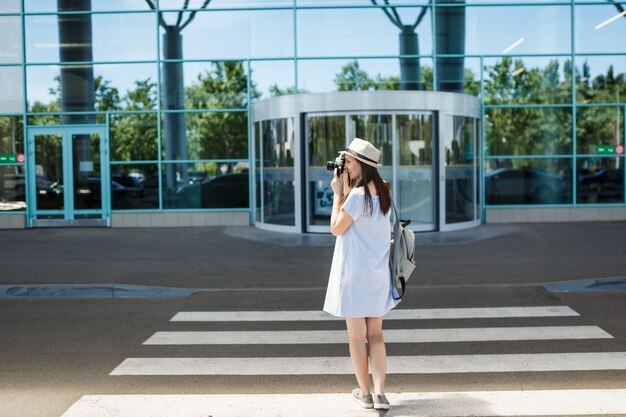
[
  {"x1": 0, "y1": 66, "x2": 24, "y2": 113},
  {"x1": 484, "y1": 107, "x2": 573, "y2": 156},
  {"x1": 160, "y1": 0, "x2": 292, "y2": 9},
  {"x1": 297, "y1": 58, "x2": 434, "y2": 93},
  {"x1": 111, "y1": 164, "x2": 159, "y2": 210},
  {"x1": 0, "y1": 16, "x2": 22, "y2": 64},
  {"x1": 0, "y1": 166, "x2": 27, "y2": 212},
  {"x1": 254, "y1": 122, "x2": 262, "y2": 222},
  {"x1": 171, "y1": 61, "x2": 250, "y2": 110},
  {"x1": 436, "y1": 57, "x2": 481, "y2": 95},
  {"x1": 160, "y1": 10, "x2": 293, "y2": 60},
  {"x1": 576, "y1": 106, "x2": 623, "y2": 154},
  {"x1": 25, "y1": 13, "x2": 157, "y2": 63},
  {"x1": 27, "y1": 64, "x2": 158, "y2": 117},
  {"x1": 72, "y1": 133, "x2": 102, "y2": 210},
  {"x1": 446, "y1": 116, "x2": 475, "y2": 223},
  {"x1": 577, "y1": 157, "x2": 624, "y2": 204},
  {"x1": 347, "y1": 113, "x2": 393, "y2": 198},
  {"x1": 476, "y1": 119, "x2": 482, "y2": 221},
  {"x1": 348, "y1": 114, "x2": 392, "y2": 165},
  {"x1": 110, "y1": 113, "x2": 159, "y2": 161},
  {"x1": 483, "y1": 57, "x2": 573, "y2": 105},
  {"x1": 576, "y1": 5, "x2": 626, "y2": 54},
  {"x1": 307, "y1": 114, "x2": 345, "y2": 226},
  {"x1": 0, "y1": 117, "x2": 24, "y2": 155},
  {"x1": 576, "y1": 56, "x2": 626, "y2": 104},
  {"x1": 163, "y1": 162, "x2": 250, "y2": 209},
  {"x1": 162, "y1": 111, "x2": 248, "y2": 160},
  {"x1": 463, "y1": 0, "x2": 568, "y2": 3},
  {"x1": 34, "y1": 134, "x2": 63, "y2": 210},
  {"x1": 0, "y1": 0, "x2": 21, "y2": 13},
  {"x1": 464, "y1": 6, "x2": 571, "y2": 55},
  {"x1": 250, "y1": 60, "x2": 296, "y2": 100},
  {"x1": 27, "y1": 114, "x2": 63, "y2": 126},
  {"x1": 298, "y1": 1, "x2": 429, "y2": 5},
  {"x1": 297, "y1": 7, "x2": 432, "y2": 57},
  {"x1": 397, "y1": 113, "x2": 434, "y2": 227},
  {"x1": 25, "y1": 0, "x2": 153, "y2": 12},
  {"x1": 261, "y1": 118, "x2": 295, "y2": 225},
  {"x1": 485, "y1": 158, "x2": 572, "y2": 205}
]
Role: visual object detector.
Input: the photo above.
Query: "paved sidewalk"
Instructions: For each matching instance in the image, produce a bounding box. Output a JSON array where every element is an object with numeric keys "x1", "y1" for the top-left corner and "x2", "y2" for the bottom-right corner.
[{"x1": 0, "y1": 222, "x2": 624, "y2": 293}]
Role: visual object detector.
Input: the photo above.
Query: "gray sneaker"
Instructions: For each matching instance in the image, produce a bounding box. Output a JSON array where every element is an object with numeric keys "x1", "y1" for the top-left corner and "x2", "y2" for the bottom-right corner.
[
  {"x1": 373, "y1": 393, "x2": 390, "y2": 410},
  {"x1": 351, "y1": 388, "x2": 374, "y2": 409}
]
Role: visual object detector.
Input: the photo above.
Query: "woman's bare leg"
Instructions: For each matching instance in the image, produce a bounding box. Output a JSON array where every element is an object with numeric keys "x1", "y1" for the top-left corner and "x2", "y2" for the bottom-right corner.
[
  {"x1": 365, "y1": 316, "x2": 386, "y2": 394},
  {"x1": 345, "y1": 317, "x2": 370, "y2": 394}
]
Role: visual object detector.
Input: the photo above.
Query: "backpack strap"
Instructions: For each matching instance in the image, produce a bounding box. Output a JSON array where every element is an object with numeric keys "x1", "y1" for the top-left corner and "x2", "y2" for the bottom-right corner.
[{"x1": 390, "y1": 199, "x2": 404, "y2": 300}]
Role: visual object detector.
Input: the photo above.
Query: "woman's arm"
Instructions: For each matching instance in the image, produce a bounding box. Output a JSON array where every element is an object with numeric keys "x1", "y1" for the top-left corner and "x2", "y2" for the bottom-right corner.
[
  {"x1": 330, "y1": 194, "x2": 353, "y2": 236},
  {"x1": 330, "y1": 171, "x2": 353, "y2": 236}
]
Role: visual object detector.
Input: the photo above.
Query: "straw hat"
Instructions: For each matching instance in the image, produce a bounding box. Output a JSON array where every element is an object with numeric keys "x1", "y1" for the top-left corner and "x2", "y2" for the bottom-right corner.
[{"x1": 339, "y1": 138, "x2": 382, "y2": 168}]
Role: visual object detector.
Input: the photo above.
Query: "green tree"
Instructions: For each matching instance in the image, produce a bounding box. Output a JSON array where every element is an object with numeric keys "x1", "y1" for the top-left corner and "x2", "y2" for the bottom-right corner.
[
  {"x1": 110, "y1": 79, "x2": 158, "y2": 161},
  {"x1": 268, "y1": 85, "x2": 310, "y2": 96},
  {"x1": 334, "y1": 60, "x2": 376, "y2": 91},
  {"x1": 333, "y1": 60, "x2": 409, "y2": 91},
  {"x1": 484, "y1": 57, "x2": 572, "y2": 158},
  {"x1": 185, "y1": 61, "x2": 260, "y2": 162}
]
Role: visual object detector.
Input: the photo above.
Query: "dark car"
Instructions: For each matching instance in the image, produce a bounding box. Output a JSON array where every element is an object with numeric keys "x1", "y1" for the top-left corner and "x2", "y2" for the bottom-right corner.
[
  {"x1": 485, "y1": 167, "x2": 566, "y2": 204},
  {"x1": 177, "y1": 173, "x2": 249, "y2": 208}
]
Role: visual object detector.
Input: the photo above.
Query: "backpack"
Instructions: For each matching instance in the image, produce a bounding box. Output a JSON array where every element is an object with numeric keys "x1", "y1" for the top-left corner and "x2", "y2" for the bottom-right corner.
[{"x1": 389, "y1": 200, "x2": 416, "y2": 300}]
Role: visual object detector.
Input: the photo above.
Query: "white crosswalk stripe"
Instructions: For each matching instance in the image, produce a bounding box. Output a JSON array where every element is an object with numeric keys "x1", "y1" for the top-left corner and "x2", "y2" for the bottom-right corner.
[
  {"x1": 62, "y1": 304, "x2": 626, "y2": 417},
  {"x1": 170, "y1": 305, "x2": 580, "y2": 322},
  {"x1": 144, "y1": 325, "x2": 612, "y2": 345},
  {"x1": 110, "y1": 352, "x2": 626, "y2": 376},
  {"x1": 62, "y1": 389, "x2": 626, "y2": 417}
]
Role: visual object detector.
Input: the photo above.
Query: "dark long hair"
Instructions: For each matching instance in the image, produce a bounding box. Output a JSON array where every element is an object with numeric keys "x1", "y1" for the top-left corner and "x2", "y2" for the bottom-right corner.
[{"x1": 340, "y1": 160, "x2": 391, "y2": 216}]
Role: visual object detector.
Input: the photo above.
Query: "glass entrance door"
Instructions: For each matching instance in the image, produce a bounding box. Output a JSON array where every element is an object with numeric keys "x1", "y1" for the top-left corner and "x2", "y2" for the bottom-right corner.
[
  {"x1": 26, "y1": 126, "x2": 110, "y2": 227},
  {"x1": 304, "y1": 112, "x2": 436, "y2": 233}
]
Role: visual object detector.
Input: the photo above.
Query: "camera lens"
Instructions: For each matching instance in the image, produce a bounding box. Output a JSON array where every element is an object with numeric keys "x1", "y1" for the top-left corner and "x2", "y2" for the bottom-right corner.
[{"x1": 326, "y1": 161, "x2": 335, "y2": 171}]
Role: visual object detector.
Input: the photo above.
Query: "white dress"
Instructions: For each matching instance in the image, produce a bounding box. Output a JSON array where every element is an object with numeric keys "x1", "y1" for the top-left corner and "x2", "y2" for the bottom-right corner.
[{"x1": 323, "y1": 187, "x2": 400, "y2": 318}]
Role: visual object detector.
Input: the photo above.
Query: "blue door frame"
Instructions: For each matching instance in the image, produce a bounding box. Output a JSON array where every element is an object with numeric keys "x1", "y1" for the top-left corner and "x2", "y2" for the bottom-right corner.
[{"x1": 26, "y1": 125, "x2": 110, "y2": 227}]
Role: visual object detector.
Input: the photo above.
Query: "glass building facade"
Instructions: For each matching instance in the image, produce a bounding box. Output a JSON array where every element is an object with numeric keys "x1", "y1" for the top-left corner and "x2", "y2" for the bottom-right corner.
[{"x1": 1, "y1": 0, "x2": 625, "y2": 229}]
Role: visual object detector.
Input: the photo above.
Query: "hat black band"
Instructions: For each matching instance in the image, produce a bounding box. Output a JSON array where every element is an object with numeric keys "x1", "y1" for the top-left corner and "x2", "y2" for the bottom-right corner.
[{"x1": 345, "y1": 148, "x2": 379, "y2": 165}]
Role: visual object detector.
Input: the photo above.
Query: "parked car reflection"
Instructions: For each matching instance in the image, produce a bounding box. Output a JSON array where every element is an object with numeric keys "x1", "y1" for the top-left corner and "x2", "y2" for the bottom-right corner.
[
  {"x1": 578, "y1": 168, "x2": 624, "y2": 203},
  {"x1": 42, "y1": 177, "x2": 143, "y2": 210},
  {"x1": 177, "y1": 173, "x2": 249, "y2": 208},
  {"x1": 485, "y1": 167, "x2": 566, "y2": 204}
]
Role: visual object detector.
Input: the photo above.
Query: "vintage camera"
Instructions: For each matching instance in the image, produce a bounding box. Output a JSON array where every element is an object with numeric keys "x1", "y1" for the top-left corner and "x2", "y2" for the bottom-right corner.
[{"x1": 326, "y1": 155, "x2": 345, "y2": 175}]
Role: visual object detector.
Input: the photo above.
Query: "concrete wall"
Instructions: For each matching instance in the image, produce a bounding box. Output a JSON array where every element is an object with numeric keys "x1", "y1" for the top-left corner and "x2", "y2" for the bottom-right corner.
[
  {"x1": 111, "y1": 212, "x2": 249, "y2": 228},
  {"x1": 0, "y1": 214, "x2": 25, "y2": 229},
  {"x1": 485, "y1": 207, "x2": 626, "y2": 223},
  {"x1": 0, "y1": 212, "x2": 249, "y2": 229},
  {"x1": 3, "y1": 209, "x2": 625, "y2": 229}
]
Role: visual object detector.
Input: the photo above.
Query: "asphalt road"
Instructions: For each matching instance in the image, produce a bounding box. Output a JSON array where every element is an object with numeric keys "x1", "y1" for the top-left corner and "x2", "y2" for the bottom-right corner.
[
  {"x1": 0, "y1": 222, "x2": 625, "y2": 290},
  {"x1": 2, "y1": 286, "x2": 626, "y2": 417},
  {"x1": 1, "y1": 222, "x2": 626, "y2": 416}
]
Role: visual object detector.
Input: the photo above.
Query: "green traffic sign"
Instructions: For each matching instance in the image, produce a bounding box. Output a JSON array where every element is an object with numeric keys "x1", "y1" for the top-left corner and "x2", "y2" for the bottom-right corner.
[
  {"x1": 596, "y1": 145, "x2": 615, "y2": 155},
  {"x1": 0, "y1": 154, "x2": 17, "y2": 164}
]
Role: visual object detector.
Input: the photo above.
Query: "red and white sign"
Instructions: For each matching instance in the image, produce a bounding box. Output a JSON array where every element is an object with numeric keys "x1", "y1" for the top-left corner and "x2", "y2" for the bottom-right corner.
[
  {"x1": 16, "y1": 153, "x2": 25, "y2": 163},
  {"x1": 616, "y1": 144, "x2": 625, "y2": 155}
]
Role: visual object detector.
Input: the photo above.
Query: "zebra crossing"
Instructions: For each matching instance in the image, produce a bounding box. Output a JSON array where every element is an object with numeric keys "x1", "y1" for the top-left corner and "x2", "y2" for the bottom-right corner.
[{"x1": 62, "y1": 304, "x2": 626, "y2": 416}]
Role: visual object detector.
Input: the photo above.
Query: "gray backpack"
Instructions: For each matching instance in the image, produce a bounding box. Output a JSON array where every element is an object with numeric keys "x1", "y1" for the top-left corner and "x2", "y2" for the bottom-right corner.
[{"x1": 389, "y1": 200, "x2": 416, "y2": 300}]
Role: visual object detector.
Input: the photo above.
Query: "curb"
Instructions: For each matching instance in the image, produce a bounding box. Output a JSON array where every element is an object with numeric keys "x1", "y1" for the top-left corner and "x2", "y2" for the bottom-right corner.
[{"x1": 0, "y1": 284, "x2": 197, "y2": 298}]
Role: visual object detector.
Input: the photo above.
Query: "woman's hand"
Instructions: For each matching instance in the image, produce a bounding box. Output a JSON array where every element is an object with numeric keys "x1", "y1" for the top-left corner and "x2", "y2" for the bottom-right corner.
[
  {"x1": 330, "y1": 170, "x2": 344, "y2": 196},
  {"x1": 331, "y1": 170, "x2": 352, "y2": 196}
]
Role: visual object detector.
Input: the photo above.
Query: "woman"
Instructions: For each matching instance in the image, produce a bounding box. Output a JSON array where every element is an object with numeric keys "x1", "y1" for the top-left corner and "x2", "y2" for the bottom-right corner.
[{"x1": 323, "y1": 138, "x2": 400, "y2": 411}]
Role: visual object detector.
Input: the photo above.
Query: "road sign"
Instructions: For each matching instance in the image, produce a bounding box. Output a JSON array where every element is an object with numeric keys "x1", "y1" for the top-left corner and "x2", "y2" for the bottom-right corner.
[
  {"x1": 596, "y1": 145, "x2": 615, "y2": 155},
  {"x1": 16, "y1": 153, "x2": 25, "y2": 163},
  {"x1": 0, "y1": 153, "x2": 17, "y2": 164},
  {"x1": 616, "y1": 144, "x2": 625, "y2": 155}
]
